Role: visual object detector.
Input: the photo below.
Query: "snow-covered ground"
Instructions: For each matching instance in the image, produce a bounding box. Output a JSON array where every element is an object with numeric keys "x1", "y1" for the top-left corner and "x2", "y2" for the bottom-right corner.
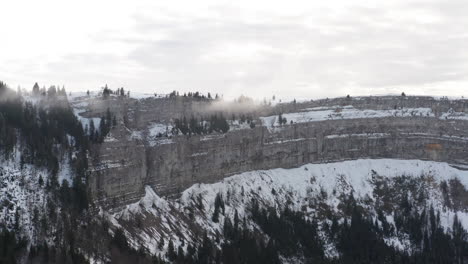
[
  {"x1": 128, "y1": 122, "x2": 175, "y2": 146},
  {"x1": 229, "y1": 120, "x2": 253, "y2": 131},
  {"x1": 69, "y1": 95, "x2": 101, "y2": 131},
  {"x1": 146, "y1": 123, "x2": 175, "y2": 146},
  {"x1": 179, "y1": 158, "x2": 468, "y2": 229},
  {"x1": 129, "y1": 92, "x2": 167, "y2": 100},
  {"x1": 108, "y1": 159, "x2": 468, "y2": 258},
  {"x1": 260, "y1": 106, "x2": 434, "y2": 130},
  {"x1": 0, "y1": 152, "x2": 49, "y2": 243},
  {"x1": 440, "y1": 108, "x2": 468, "y2": 121},
  {"x1": 148, "y1": 123, "x2": 172, "y2": 137},
  {"x1": 260, "y1": 106, "x2": 468, "y2": 131}
]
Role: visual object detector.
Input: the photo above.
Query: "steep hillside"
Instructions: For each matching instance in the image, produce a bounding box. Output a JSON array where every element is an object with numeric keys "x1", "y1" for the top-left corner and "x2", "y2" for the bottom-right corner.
[
  {"x1": 0, "y1": 84, "x2": 91, "y2": 263},
  {"x1": 1, "y1": 83, "x2": 467, "y2": 263},
  {"x1": 104, "y1": 159, "x2": 468, "y2": 263}
]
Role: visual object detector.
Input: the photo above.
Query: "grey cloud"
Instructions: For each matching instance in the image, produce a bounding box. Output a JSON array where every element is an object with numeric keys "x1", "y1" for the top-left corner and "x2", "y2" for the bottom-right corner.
[{"x1": 24, "y1": 0, "x2": 468, "y2": 99}]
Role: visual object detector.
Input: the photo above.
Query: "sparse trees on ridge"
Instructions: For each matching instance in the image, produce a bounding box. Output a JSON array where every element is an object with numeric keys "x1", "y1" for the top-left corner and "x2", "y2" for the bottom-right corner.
[
  {"x1": 278, "y1": 113, "x2": 287, "y2": 125},
  {"x1": 168, "y1": 90, "x2": 218, "y2": 100},
  {"x1": 174, "y1": 114, "x2": 230, "y2": 136}
]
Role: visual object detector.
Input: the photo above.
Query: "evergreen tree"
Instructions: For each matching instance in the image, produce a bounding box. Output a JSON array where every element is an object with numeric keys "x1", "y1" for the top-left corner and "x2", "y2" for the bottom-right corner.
[
  {"x1": 38, "y1": 175, "x2": 44, "y2": 186},
  {"x1": 102, "y1": 85, "x2": 111, "y2": 98},
  {"x1": 30, "y1": 82, "x2": 40, "y2": 95},
  {"x1": 167, "y1": 240, "x2": 176, "y2": 261},
  {"x1": 158, "y1": 236, "x2": 164, "y2": 250},
  {"x1": 89, "y1": 120, "x2": 96, "y2": 142},
  {"x1": 212, "y1": 193, "x2": 225, "y2": 223},
  {"x1": 47, "y1": 86, "x2": 57, "y2": 97}
]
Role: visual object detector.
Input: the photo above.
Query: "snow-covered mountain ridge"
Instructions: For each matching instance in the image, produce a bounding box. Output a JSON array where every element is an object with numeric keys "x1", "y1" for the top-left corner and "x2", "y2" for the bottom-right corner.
[
  {"x1": 3, "y1": 85, "x2": 468, "y2": 262},
  {"x1": 105, "y1": 159, "x2": 468, "y2": 262}
]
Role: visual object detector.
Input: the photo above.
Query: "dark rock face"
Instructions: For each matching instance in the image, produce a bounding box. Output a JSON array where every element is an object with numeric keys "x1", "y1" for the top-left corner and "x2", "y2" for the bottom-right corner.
[{"x1": 84, "y1": 96, "x2": 468, "y2": 209}]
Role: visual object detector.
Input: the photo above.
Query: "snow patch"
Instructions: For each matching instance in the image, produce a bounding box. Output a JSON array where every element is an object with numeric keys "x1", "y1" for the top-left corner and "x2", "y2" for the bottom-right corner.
[{"x1": 260, "y1": 107, "x2": 434, "y2": 131}]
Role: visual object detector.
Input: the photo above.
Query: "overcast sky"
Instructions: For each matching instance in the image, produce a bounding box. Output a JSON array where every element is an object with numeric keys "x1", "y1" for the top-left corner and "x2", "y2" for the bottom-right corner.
[{"x1": 1, "y1": 0, "x2": 467, "y2": 100}]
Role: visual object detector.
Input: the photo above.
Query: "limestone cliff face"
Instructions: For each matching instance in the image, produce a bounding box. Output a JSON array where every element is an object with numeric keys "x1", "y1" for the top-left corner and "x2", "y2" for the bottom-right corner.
[
  {"x1": 146, "y1": 117, "x2": 468, "y2": 197},
  {"x1": 81, "y1": 95, "x2": 468, "y2": 209}
]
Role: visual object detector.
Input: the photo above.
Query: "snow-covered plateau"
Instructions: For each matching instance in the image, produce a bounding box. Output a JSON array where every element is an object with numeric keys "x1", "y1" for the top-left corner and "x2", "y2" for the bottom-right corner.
[{"x1": 260, "y1": 106, "x2": 468, "y2": 130}]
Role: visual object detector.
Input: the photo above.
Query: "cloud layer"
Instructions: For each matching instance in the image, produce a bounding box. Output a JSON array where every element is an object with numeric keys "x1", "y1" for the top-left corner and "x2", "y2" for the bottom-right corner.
[{"x1": 1, "y1": 0, "x2": 468, "y2": 100}]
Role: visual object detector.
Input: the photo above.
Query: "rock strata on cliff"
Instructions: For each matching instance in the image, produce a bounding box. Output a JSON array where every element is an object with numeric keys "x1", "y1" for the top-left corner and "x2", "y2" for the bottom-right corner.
[{"x1": 70, "y1": 94, "x2": 468, "y2": 208}]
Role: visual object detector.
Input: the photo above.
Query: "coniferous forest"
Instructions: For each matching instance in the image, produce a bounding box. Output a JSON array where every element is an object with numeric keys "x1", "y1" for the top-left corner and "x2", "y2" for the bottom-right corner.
[
  {"x1": 104, "y1": 199, "x2": 468, "y2": 264},
  {"x1": 1, "y1": 82, "x2": 91, "y2": 263}
]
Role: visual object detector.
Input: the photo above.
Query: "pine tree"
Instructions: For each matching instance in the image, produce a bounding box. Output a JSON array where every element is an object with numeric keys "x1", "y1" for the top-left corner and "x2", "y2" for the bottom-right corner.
[
  {"x1": 89, "y1": 120, "x2": 95, "y2": 142},
  {"x1": 158, "y1": 236, "x2": 164, "y2": 250},
  {"x1": 112, "y1": 228, "x2": 128, "y2": 250},
  {"x1": 32, "y1": 82, "x2": 40, "y2": 95},
  {"x1": 167, "y1": 240, "x2": 176, "y2": 261},
  {"x1": 278, "y1": 113, "x2": 283, "y2": 125},
  {"x1": 234, "y1": 209, "x2": 239, "y2": 231},
  {"x1": 47, "y1": 86, "x2": 57, "y2": 97},
  {"x1": 102, "y1": 85, "x2": 111, "y2": 98},
  {"x1": 212, "y1": 193, "x2": 224, "y2": 223},
  {"x1": 38, "y1": 175, "x2": 44, "y2": 186},
  {"x1": 14, "y1": 208, "x2": 20, "y2": 230},
  {"x1": 212, "y1": 203, "x2": 220, "y2": 223},
  {"x1": 99, "y1": 116, "x2": 107, "y2": 142}
]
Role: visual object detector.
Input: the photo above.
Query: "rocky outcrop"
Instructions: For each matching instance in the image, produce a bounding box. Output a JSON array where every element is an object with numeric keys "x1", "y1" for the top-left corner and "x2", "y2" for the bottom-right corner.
[
  {"x1": 82, "y1": 95, "x2": 468, "y2": 209},
  {"x1": 145, "y1": 117, "x2": 468, "y2": 196}
]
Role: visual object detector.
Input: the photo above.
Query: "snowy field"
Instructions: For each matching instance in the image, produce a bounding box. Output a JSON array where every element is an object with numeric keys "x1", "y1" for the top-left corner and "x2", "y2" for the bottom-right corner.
[
  {"x1": 260, "y1": 106, "x2": 468, "y2": 130},
  {"x1": 260, "y1": 106, "x2": 434, "y2": 129}
]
